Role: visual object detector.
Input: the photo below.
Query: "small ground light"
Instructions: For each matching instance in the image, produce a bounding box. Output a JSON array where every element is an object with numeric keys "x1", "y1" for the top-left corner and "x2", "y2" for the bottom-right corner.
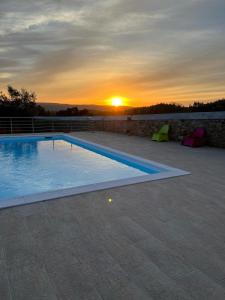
[{"x1": 108, "y1": 198, "x2": 112, "y2": 203}]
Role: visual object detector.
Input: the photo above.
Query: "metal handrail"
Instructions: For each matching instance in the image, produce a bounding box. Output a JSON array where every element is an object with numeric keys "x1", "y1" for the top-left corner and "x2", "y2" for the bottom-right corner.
[{"x1": 0, "y1": 117, "x2": 94, "y2": 134}]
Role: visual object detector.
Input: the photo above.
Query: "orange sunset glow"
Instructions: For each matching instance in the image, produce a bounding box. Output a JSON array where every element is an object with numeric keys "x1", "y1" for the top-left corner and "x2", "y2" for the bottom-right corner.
[{"x1": 0, "y1": 1, "x2": 225, "y2": 107}]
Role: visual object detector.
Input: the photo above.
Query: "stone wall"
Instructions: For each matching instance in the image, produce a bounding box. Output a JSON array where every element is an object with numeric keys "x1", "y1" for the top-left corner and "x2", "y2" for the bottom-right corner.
[
  {"x1": 90, "y1": 112, "x2": 225, "y2": 148},
  {"x1": 5, "y1": 113, "x2": 222, "y2": 148}
]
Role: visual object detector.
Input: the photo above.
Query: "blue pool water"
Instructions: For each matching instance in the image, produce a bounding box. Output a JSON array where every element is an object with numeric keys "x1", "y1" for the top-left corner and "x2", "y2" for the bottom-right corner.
[{"x1": 0, "y1": 135, "x2": 161, "y2": 200}]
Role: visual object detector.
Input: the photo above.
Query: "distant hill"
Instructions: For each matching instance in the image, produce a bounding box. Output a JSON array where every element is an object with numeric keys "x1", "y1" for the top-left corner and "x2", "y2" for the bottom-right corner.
[
  {"x1": 39, "y1": 102, "x2": 74, "y2": 111},
  {"x1": 39, "y1": 102, "x2": 131, "y2": 112}
]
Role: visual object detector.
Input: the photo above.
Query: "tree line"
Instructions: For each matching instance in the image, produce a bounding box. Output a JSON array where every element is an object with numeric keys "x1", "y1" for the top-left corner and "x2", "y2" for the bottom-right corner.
[
  {"x1": 0, "y1": 86, "x2": 89, "y2": 117},
  {"x1": 0, "y1": 86, "x2": 224, "y2": 117},
  {"x1": 0, "y1": 86, "x2": 45, "y2": 116},
  {"x1": 126, "y1": 101, "x2": 225, "y2": 115}
]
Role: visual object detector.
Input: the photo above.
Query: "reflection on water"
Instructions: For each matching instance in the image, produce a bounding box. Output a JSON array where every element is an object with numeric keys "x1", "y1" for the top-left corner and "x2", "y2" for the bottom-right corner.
[{"x1": 0, "y1": 141, "x2": 38, "y2": 160}]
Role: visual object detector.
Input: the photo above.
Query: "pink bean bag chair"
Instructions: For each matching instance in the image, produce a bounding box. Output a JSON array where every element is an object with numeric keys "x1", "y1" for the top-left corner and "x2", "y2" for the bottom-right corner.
[{"x1": 182, "y1": 128, "x2": 206, "y2": 147}]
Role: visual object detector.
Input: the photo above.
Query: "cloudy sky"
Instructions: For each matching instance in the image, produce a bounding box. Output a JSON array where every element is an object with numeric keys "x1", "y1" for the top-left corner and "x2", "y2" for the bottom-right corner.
[{"x1": 0, "y1": 0, "x2": 225, "y2": 106}]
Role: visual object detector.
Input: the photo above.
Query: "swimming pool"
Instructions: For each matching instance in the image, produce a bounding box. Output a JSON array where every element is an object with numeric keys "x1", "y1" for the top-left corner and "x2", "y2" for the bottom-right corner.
[{"x1": 0, "y1": 134, "x2": 189, "y2": 208}]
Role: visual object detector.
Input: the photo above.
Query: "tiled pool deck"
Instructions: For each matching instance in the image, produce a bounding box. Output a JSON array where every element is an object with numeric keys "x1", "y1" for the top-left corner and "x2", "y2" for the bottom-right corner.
[{"x1": 0, "y1": 131, "x2": 225, "y2": 300}]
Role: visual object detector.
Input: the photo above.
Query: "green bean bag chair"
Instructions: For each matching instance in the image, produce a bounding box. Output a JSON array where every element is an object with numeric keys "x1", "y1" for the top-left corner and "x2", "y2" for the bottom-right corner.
[{"x1": 152, "y1": 124, "x2": 170, "y2": 142}]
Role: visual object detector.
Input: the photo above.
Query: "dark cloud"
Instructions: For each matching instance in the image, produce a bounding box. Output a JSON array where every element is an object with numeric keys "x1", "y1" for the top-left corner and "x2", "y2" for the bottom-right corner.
[{"x1": 0, "y1": 0, "x2": 225, "y2": 104}]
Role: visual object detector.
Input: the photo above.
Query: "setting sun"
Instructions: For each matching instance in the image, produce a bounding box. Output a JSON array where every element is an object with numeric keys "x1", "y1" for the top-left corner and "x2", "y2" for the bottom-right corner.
[{"x1": 111, "y1": 97, "x2": 123, "y2": 107}]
